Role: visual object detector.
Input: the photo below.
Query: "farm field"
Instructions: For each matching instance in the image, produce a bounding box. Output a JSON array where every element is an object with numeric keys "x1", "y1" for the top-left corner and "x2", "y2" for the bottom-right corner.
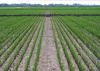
[
  {"x1": 0, "y1": 7, "x2": 45, "y2": 15},
  {"x1": 0, "y1": 7, "x2": 100, "y2": 71},
  {"x1": 0, "y1": 7, "x2": 100, "y2": 15}
]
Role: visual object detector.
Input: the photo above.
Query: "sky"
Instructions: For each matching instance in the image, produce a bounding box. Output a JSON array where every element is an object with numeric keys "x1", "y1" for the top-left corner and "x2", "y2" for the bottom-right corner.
[{"x1": 0, "y1": 0, "x2": 100, "y2": 5}]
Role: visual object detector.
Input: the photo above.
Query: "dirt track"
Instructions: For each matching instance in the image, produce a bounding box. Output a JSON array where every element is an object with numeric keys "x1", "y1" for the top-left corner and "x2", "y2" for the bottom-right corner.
[{"x1": 37, "y1": 17, "x2": 61, "y2": 71}]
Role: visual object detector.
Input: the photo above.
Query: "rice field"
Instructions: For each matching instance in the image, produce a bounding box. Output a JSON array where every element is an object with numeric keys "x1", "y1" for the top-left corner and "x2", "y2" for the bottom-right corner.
[{"x1": 0, "y1": 7, "x2": 100, "y2": 71}]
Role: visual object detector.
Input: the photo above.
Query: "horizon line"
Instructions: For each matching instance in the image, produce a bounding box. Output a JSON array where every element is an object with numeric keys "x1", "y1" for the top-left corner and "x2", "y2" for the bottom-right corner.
[{"x1": 0, "y1": 3, "x2": 100, "y2": 5}]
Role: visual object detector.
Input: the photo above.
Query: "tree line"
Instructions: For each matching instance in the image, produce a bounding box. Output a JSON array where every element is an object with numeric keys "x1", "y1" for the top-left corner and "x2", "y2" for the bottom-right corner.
[{"x1": 0, "y1": 3, "x2": 100, "y2": 7}]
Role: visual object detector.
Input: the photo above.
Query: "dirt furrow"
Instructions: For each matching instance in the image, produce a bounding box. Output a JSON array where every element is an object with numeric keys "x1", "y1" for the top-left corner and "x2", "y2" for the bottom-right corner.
[{"x1": 37, "y1": 17, "x2": 60, "y2": 71}]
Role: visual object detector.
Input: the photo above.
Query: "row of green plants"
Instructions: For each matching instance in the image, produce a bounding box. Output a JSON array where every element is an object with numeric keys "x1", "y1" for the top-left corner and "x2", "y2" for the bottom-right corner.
[
  {"x1": 2, "y1": 17, "x2": 42, "y2": 71},
  {"x1": 0, "y1": 17, "x2": 26, "y2": 46},
  {"x1": 0, "y1": 22, "x2": 29, "y2": 56},
  {"x1": 69, "y1": 16, "x2": 100, "y2": 48},
  {"x1": 20, "y1": 18, "x2": 43, "y2": 71},
  {"x1": 56, "y1": 17, "x2": 99, "y2": 71},
  {"x1": 1, "y1": 24, "x2": 34, "y2": 70},
  {"x1": 60, "y1": 16, "x2": 100, "y2": 68},
  {"x1": 77, "y1": 16, "x2": 100, "y2": 39},
  {"x1": 51, "y1": 18, "x2": 66, "y2": 71},
  {"x1": 52, "y1": 17, "x2": 77, "y2": 71},
  {"x1": 60, "y1": 17, "x2": 100, "y2": 69},
  {"x1": 79, "y1": 16, "x2": 100, "y2": 48},
  {"x1": 32, "y1": 18, "x2": 44, "y2": 71},
  {"x1": 2, "y1": 17, "x2": 35, "y2": 46},
  {"x1": 0, "y1": 17, "x2": 36, "y2": 66},
  {"x1": 2, "y1": 21, "x2": 37, "y2": 71},
  {"x1": 60, "y1": 16, "x2": 100, "y2": 59},
  {"x1": 24, "y1": 21, "x2": 41, "y2": 71},
  {"x1": 53, "y1": 17, "x2": 89, "y2": 71},
  {"x1": 0, "y1": 17, "x2": 36, "y2": 56}
]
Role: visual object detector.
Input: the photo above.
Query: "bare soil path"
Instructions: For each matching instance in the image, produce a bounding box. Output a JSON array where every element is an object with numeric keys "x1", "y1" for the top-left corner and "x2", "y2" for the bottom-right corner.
[{"x1": 37, "y1": 17, "x2": 61, "y2": 71}]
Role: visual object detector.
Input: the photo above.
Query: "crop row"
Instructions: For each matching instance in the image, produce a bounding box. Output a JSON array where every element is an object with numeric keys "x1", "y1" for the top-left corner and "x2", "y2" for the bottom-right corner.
[
  {"x1": 52, "y1": 16, "x2": 99, "y2": 71},
  {"x1": 60, "y1": 16, "x2": 100, "y2": 59},
  {"x1": 59, "y1": 16, "x2": 100, "y2": 68},
  {"x1": 0, "y1": 17, "x2": 37, "y2": 56},
  {"x1": 52, "y1": 17, "x2": 87, "y2": 71},
  {"x1": 0, "y1": 17, "x2": 26, "y2": 46},
  {"x1": 0, "y1": 16, "x2": 44, "y2": 71},
  {"x1": 3, "y1": 17, "x2": 42, "y2": 71}
]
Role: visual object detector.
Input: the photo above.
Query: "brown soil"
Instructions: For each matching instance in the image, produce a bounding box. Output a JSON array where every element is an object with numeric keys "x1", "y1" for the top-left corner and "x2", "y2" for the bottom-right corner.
[{"x1": 37, "y1": 17, "x2": 61, "y2": 71}]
